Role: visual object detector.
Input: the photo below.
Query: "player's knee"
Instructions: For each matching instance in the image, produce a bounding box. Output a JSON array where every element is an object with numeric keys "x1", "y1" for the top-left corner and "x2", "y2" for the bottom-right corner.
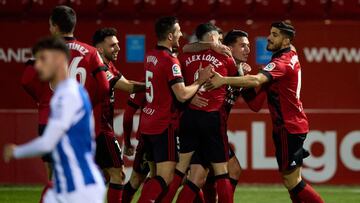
[
  {"x1": 129, "y1": 173, "x2": 146, "y2": 189},
  {"x1": 158, "y1": 172, "x2": 174, "y2": 185},
  {"x1": 281, "y1": 172, "x2": 302, "y2": 190},
  {"x1": 212, "y1": 162, "x2": 228, "y2": 176}
]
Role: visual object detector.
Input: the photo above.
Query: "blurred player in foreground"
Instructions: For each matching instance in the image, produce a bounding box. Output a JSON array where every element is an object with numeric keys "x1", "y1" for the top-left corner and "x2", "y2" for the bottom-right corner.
[
  {"x1": 3, "y1": 37, "x2": 105, "y2": 203},
  {"x1": 92, "y1": 27, "x2": 145, "y2": 203},
  {"x1": 137, "y1": 16, "x2": 213, "y2": 203},
  {"x1": 205, "y1": 21, "x2": 324, "y2": 203}
]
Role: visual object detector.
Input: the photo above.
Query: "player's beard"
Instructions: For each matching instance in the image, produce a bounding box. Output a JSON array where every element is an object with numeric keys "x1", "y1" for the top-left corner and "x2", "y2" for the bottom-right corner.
[{"x1": 266, "y1": 40, "x2": 282, "y2": 52}]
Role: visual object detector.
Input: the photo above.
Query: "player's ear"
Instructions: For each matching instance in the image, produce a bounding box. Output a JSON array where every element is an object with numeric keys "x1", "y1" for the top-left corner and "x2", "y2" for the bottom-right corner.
[{"x1": 168, "y1": 32, "x2": 173, "y2": 42}]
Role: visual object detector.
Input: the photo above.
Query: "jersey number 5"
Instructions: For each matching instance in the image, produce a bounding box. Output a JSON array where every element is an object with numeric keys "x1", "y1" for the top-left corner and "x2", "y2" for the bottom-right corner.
[
  {"x1": 69, "y1": 56, "x2": 87, "y2": 85},
  {"x1": 145, "y1": 70, "x2": 154, "y2": 103}
]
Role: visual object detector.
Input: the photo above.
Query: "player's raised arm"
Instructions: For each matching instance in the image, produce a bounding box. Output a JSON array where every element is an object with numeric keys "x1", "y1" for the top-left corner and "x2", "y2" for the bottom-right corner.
[{"x1": 171, "y1": 63, "x2": 213, "y2": 103}]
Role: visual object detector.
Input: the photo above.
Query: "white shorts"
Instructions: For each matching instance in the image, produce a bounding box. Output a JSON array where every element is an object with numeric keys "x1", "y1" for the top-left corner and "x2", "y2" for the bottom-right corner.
[{"x1": 43, "y1": 183, "x2": 106, "y2": 203}]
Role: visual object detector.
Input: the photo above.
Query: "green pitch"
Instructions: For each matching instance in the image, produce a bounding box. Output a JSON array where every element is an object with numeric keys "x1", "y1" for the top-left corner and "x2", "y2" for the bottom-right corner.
[{"x1": 0, "y1": 185, "x2": 359, "y2": 203}]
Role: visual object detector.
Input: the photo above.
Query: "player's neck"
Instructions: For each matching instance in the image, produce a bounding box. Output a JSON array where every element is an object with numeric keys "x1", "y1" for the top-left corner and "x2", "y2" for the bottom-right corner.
[
  {"x1": 61, "y1": 33, "x2": 74, "y2": 38},
  {"x1": 51, "y1": 66, "x2": 69, "y2": 89},
  {"x1": 157, "y1": 41, "x2": 172, "y2": 52}
]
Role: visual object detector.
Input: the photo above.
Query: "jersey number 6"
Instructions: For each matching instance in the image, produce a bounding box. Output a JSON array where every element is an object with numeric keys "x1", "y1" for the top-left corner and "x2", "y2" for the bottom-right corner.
[{"x1": 69, "y1": 56, "x2": 87, "y2": 85}]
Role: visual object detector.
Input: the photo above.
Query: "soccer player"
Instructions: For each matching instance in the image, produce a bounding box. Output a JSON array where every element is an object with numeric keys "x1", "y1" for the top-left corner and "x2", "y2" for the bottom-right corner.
[
  {"x1": 92, "y1": 27, "x2": 145, "y2": 203},
  {"x1": 49, "y1": 6, "x2": 109, "y2": 107},
  {"x1": 205, "y1": 21, "x2": 324, "y2": 203},
  {"x1": 21, "y1": 59, "x2": 54, "y2": 203},
  {"x1": 172, "y1": 23, "x2": 239, "y2": 203},
  {"x1": 137, "y1": 16, "x2": 213, "y2": 203},
  {"x1": 183, "y1": 29, "x2": 253, "y2": 202},
  {"x1": 3, "y1": 36, "x2": 105, "y2": 203}
]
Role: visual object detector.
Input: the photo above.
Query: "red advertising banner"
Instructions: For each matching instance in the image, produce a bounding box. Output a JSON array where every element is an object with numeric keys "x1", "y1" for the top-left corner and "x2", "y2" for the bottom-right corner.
[{"x1": 0, "y1": 19, "x2": 359, "y2": 184}]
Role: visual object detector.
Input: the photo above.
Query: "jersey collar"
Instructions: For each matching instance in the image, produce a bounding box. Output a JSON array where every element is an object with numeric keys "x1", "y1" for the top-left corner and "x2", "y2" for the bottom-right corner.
[
  {"x1": 271, "y1": 47, "x2": 291, "y2": 59},
  {"x1": 156, "y1": 45, "x2": 172, "y2": 55},
  {"x1": 63, "y1": 36, "x2": 76, "y2": 41}
]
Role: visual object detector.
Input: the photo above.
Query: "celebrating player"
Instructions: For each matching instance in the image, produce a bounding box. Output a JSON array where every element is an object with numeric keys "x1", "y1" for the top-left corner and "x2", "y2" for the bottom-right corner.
[
  {"x1": 49, "y1": 6, "x2": 109, "y2": 106},
  {"x1": 205, "y1": 21, "x2": 324, "y2": 203},
  {"x1": 182, "y1": 29, "x2": 254, "y2": 202},
  {"x1": 137, "y1": 16, "x2": 213, "y2": 203},
  {"x1": 168, "y1": 23, "x2": 239, "y2": 203},
  {"x1": 3, "y1": 37, "x2": 105, "y2": 203},
  {"x1": 92, "y1": 27, "x2": 145, "y2": 203}
]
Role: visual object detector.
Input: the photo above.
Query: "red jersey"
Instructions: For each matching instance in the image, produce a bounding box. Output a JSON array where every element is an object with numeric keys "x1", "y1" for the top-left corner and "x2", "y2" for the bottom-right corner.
[
  {"x1": 94, "y1": 61, "x2": 122, "y2": 136},
  {"x1": 140, "y1": 46, "x2": 184, "y2": 135},
  {"x1": 21, "y1": 59, "x2": 52, "y2": 125},
  {"x1": 65, "y1": 37, "x2": 109, "y2": 107},
  {"x1": 180, "y1": 49, "x2": 238, "y2": 112},
  {"x1": 260, "y1": 47, "x2": 309, "y2": 134},
  {"x1": 123, "y1": 92, "x2": 146, "y2": 142}
]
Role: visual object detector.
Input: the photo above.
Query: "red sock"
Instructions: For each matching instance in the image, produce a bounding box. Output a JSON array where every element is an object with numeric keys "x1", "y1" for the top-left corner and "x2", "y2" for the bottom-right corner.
[
  {"x1": 39, "y1": 181, "x2": 52, "y2": 203},
  {"x1": 193, "y1": 189, "x2": 205, "y2": 203},
  {"x1": 107, "y1": 183, "x2": 124, "y2": 203},
  {"x1": 215, "y1": 174, "x2": 233, "y2": 203},
  {"x1": 176, "y1": 180, "x2": 199, "y2": 203},
  {"x1": 161, "y1": 169, "x2": 184, "y2": 203},
  {"x1": 122, "y1": 182, "x2": 138, "y2": 203},
  {"x1": 138, "y1": 176, "x2": 167, "y2": 203},
  {"x1": 202, "y1": 178, "x2": 217, "y2": 203},
  {"x1": 290, "y1": 180, "x2": 324, "y2": 203}
]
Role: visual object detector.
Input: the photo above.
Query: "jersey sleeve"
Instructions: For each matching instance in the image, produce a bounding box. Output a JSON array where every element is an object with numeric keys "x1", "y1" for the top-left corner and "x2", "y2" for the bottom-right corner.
[
  {"x1": 260, "y1": 61, "x2": 286, "y2": 81},
  {"x1": 166, "y1": 57, "x2": 184, "y2": 86},
  {"x1": 14, "y1": 89, "x2": 82, "y2": 158},
  {"x1": 91, "y1": 50, "x2": 110, "y2": 104},
  {"x1": 21, "y1": 61, "x2": 41, "y2": 102}
]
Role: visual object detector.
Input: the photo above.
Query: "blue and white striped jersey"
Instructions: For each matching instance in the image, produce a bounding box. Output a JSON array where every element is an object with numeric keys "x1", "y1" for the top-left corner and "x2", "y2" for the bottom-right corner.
[{"x1": 14, "y1": 78, "x2": 104, "y2": 194}]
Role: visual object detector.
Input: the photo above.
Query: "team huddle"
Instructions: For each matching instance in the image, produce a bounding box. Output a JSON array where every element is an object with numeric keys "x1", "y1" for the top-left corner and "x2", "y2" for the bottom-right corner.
[{"x1": 2, "y1": 5, "x2": 325, "y2": 203}]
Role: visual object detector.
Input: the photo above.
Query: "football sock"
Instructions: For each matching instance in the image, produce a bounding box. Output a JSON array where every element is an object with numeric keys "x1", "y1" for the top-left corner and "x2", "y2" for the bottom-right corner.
[
  {"x1": 39, "y1": 181, "x2": 52, "y2": 203},
  {"x1": 203, "y1": 177, "x2": 217, "y2": 203},
  {"x1": 289, "y1": 180, "x2": 324, "y2": 203},
  {"x1": 138, "y1": 176, "x2": 167, "y2": 203},
  {"x1": 176, "y1": 180, "x2": 200, "y2": 203},
  {"x1": 107, "y1": 183, "x2": 124, "y2": 203},
  {"x1": 122, "y1": 182, "x2": 138, "y2": 203},
  {"x1": 215, "y1": 174, "x2": 234, "y2": 203},
  {"x1": 161, "y1": 169, "x2": 185, "y2": 203}
]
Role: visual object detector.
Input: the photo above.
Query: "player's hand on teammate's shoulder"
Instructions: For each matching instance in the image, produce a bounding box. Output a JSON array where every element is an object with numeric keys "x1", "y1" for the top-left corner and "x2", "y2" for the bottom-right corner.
[
  {"x1": 211, "y1": 43, "x2": 232, "y2": 57},
  {"x1": 123, "y1": 144, "x2": 135, "y2": 156},
  {"x1": 197, "y1": 63, "x2": 214, "y2": 85},
  {"x1": 204, "y1": 69, "x2": 225, "y2": 91},
  {"x1": 3, "y1": 144, "x2": 16, "y2": 163},
  {"x1": 190, "y1": 92, "x2": 209, "y2": 108}
]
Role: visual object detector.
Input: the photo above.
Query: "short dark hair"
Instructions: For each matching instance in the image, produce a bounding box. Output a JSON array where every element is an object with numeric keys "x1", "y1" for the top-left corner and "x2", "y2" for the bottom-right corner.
[
  {"x1": 32, "y1": 36, "x2": 70, "y2": 60},
  {"x1": 50, "y1": 5, "x2": 77, "y2": 34},
  {"x1": 223, "y1": 29, "x2": 249, "y2": 46},
  {"x1": 195, "y1": 23, "x2": 218, "y2": 41},
  {"x1": 155, "y1": 16, "x2": 179, "y2": 41},
  {"x1": 92, "y1": 27, "x2": 118, "y2": 46},
  {"x1": 271, "y1": 21, "x2": 295, "y2": 41}
]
